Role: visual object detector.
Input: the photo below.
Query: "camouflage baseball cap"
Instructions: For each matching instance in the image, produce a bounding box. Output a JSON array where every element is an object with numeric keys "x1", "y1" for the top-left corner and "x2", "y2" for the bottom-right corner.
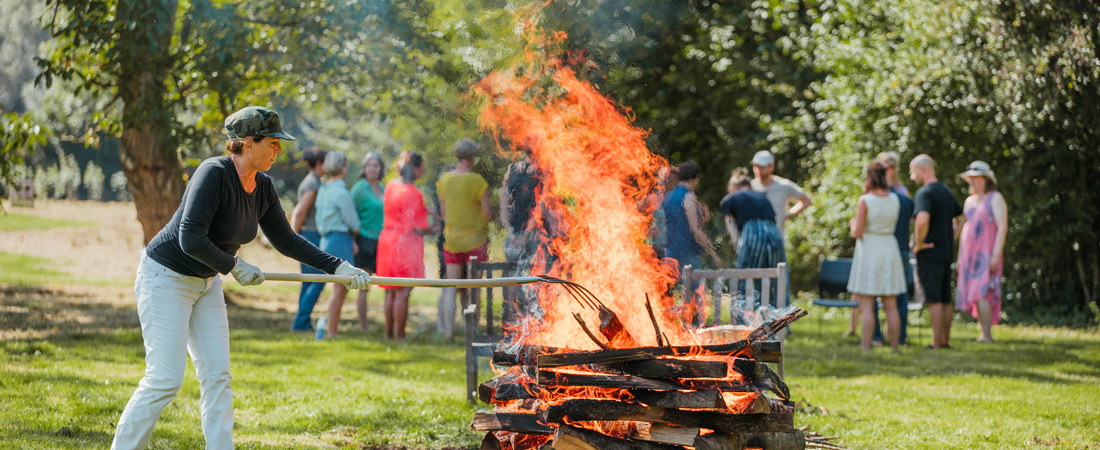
[{"x1": 224, "y1": 106, "x2": 296, "y2": 140}]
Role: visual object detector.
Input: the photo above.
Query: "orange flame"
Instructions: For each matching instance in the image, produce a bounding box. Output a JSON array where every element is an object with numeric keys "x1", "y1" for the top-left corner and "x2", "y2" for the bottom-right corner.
[{"x1": 475, "y1": 15, "x2": 705, "y2": 350}]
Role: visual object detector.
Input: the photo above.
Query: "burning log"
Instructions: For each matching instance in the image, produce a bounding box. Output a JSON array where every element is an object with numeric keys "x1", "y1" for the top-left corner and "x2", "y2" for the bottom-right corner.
[
  {"x1": 630, "y1": 424, "x2": 701, "y2": 447},
  {"x1": 593, "y1": 359, "x2": 729, "y2": 379},
  {"x1": 693, "y1": 430, "x2": 807, "y2": 450},
  {"x1": 553, "y1": 425, "x2": 683, "y2": 450},
  {"x1": 494, "y1": 341, "x2": 783, "y2": 367},
  {"x1": 472, "y1": 412, "x2": 554, "y2": 434},
  {"x1": 598, "y1": 305, "x2": 639, "y2": 348},
  {"x1": 540, "y1": 399, "x2": 796, "y2": 435}
]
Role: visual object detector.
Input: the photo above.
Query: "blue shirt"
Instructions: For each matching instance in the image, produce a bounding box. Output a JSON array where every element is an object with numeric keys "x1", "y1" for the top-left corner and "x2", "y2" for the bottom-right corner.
[
  {"x1": 662, "y1": 185, "x2": 702, "y2": 260},
  {"x1": 315, "y1": 179, "x2": 360, "y2": 236},
  {"x1": 891, "y1": 186, "x2": 915, "y2": 255}
]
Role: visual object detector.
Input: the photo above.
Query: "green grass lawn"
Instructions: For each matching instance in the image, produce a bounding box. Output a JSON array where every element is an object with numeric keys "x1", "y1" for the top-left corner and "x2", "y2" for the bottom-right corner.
[
  {"x1": 3, "y1": 287, "x2": 1098, "y2": 449},
  {"x1": 0, "y1": 212, "x2": 93, "y2": 232}
]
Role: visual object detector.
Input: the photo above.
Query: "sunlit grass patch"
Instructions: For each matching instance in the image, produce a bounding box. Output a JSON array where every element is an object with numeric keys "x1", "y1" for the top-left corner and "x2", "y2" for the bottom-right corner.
[{"x1": 0, "y1": 212, "x2": 93, "y2": 232}]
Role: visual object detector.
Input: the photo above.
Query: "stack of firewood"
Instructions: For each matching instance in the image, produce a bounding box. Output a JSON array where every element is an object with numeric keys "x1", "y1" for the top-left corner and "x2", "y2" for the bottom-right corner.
[{"x1": 471, "y1": 310, "x2": 809, "y2": 450}]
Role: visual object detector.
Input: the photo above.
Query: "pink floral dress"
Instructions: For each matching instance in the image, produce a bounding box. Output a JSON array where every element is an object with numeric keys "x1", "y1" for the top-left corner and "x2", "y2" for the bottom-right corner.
[{"x1": 956, "y1": 191, "x2": 1003, "y2": 324}]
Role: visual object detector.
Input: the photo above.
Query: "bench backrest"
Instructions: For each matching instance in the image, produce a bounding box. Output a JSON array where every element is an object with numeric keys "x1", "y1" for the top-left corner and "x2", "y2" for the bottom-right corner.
[
  {"x1": 467, "y1": 257, "x2": 520, "y2": 339},
  {"x1": 681, "y1": 263, "x2": 788, "y2": 331}
]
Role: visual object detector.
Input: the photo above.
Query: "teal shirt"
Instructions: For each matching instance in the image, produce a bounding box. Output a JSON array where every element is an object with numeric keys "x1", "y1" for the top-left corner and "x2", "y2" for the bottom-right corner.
[
  {"x1": 315, "y1": 179, "x2": 360, "y2": 236},
  {"x1": 349, "y1": 178, "x2": 385, "y2": 239}
]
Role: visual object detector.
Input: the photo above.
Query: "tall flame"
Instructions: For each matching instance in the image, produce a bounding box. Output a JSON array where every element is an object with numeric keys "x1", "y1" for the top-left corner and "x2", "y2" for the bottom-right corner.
[{"x1": 474, "y1": 16, "x2": 700, "y2": 349}]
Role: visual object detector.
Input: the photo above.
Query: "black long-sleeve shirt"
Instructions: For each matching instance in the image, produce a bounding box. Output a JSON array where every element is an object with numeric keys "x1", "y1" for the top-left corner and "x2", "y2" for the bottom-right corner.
[{"x1": 146, "y1": 156, "x2": 342, "y2": 278}]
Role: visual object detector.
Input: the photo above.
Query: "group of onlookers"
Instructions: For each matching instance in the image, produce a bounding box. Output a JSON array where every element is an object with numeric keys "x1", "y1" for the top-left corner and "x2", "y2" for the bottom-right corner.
[
  {"x1": 291, "y1": 141, "x2": 496, "y2": 340},
  {"x1": 662, "y1": 150, "x2": 1007, "y2": 352}
]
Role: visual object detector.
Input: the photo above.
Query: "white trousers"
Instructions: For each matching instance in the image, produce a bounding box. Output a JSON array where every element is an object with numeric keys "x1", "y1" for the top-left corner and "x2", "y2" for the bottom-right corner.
[{"x1": 112, "y1": 253, "x2": 233, "y2": 450}]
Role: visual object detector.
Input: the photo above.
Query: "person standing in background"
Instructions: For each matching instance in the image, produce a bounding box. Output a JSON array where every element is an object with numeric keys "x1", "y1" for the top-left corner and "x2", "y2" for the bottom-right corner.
[
  {"x1": 910, "y1": 154, "x2": 965, "y2": 349},
  {"x1": 750, "y1": 150, "x2": 811, "y2": 231},
  {"x1": 376, "y1": 151, "x2": 439, "y2": 339},
  {"x1": 720, "y1": 168, "x2": 783, "y2": 310},
  {"x1": 436, "y1": 139, "x2": 493, "y2": 341},
  {"x1": 663, "y1": 162, "x2": 720, "y2": 325},
  {"x1": 862, "y1": 152, "x2": 916, "y2": 346},
  {"x1": 847, "y1": 162, "x2": 907, "y2": 353},
  {"x1": 956, "y1": 161, "x2": 1008, "y2": 343},
  {"x1": 290, "y1": 147, "x2": 328, "y2": 332},
  {"x1": 349, "y1": 152, "x2": 386, "y2": 333},
  {"x1": 315, "y1": 152, "x2": 361, "y2": 338},
  {"x1": 501, "y1": 140, "x2": 544, "y2": 318}
]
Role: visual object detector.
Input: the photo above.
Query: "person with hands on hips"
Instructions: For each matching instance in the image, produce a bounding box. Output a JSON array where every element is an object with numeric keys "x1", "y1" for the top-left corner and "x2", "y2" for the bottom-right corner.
[{"x1": 112, "y1": 106, "x2": 368, "y2": 450}]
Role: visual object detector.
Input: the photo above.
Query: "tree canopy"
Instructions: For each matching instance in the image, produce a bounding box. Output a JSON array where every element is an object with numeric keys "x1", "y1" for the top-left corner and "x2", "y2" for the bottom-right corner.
[{"x1": 1, "y1": 0, "x2": 1096, "y2": 326}]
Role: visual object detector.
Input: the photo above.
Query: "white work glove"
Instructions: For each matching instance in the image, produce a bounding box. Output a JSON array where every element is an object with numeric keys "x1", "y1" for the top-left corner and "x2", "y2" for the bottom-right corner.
[
  {"x1": 231, "y1": 257, "x2": 265, "y2": 286},
  {"x1": 336, "y1": 261, "x2": 371, "y2": 290}
]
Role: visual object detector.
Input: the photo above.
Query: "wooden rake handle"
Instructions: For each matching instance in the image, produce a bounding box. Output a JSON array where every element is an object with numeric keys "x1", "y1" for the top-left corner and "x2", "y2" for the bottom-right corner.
[{"x1": 262, "y1": 272, "x2": 542, "y2": 288}]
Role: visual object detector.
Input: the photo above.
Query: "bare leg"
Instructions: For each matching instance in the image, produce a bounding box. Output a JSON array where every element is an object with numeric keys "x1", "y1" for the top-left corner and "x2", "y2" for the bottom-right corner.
[
  {"x1": 976, "y1": 298, "x2": 993, "y2": 342},
  {"x1": 942, "y1": 302, "x2": 954, "y2": 347},
  {"x1": 356, "y1": 288, "x2": 370, "y2": 332},
  {"x1": 846, "y1": 308, "x2": 859, "y2": 336},
  {"x1": 383, "y1": 289, "x2": 396, "y2": 339},
  {"x1": 326, "y1": 283, "x2": 348, "y2": 337},
  {"x1": 855, "y1": 294, "x2": 875, "y2": 352},
  {"x1": 394, "y1": 287, "x2": 411, "y2": 339},
  {"x1": 439, "y1": 263, "x2": 463, "y2": 340},
  {"x1": 881, "y1": 295, "x2": 900, "y2": 353},
  {"x1": 929, "y1": 303, "x2": 945, "y2": 348}
]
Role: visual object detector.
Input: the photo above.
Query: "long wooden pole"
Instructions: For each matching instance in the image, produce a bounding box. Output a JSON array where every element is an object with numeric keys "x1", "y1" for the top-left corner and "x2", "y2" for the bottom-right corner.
[{"x1": 262, "y1": 272, "x2": 541, "y2": 288}]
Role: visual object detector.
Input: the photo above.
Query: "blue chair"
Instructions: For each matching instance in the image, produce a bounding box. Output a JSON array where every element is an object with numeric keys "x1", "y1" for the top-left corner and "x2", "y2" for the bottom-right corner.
[{"x1": 811, "y1": 258, "x2": 855, "y2": 334}]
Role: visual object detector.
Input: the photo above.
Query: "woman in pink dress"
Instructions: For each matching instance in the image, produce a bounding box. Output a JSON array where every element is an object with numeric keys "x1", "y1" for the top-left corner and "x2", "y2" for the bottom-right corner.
[
  {"x1": 376, "y1": 151, "x2": 439, "y2": 339},
  {"x1": 956, "y1": 161, "x2": 1008, "y2": 343}
]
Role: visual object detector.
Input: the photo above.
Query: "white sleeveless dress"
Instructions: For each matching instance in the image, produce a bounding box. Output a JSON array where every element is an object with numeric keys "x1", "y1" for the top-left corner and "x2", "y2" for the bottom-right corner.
[{"x1": 848, "y1": 193, "x2": 907, "y2": 296}]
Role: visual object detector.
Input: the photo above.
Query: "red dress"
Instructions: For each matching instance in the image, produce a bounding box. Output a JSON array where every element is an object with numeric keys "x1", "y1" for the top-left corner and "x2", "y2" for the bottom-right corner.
[{"x1": 376, "y1": 179, "x2": 429, "y2": 288}]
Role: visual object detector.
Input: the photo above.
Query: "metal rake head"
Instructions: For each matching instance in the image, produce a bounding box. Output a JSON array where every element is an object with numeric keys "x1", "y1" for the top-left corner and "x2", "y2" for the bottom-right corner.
[{"x1": 536, "y1": 275, "x2": 604, "y2": 311}]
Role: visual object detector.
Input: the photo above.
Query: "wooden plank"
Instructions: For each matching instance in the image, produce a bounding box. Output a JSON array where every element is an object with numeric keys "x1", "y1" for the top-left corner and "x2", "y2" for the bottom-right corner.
[
  {"x1": 762, "y1": 277, "x2": 772, "y2": 308},
  {"x1": 538, "y1": 370, "x2": 685, "y2": 390},
  {"x1": 481, "y1": 432, "x2": 502, "y2": 450},
  {"x1": 492, "y1": 383, "x2": 545, "y2": 401},
  {"x1": 691, "y1": 268, "x2": 780, "y2": 278},
  {"x1": 630, "y1": 389, "x2": 723, "y2": 409},
  {"x1": 542, "y1": 399, "x2": 792, "y2": 433},
  {"x1": 694, "y1": 430, "x2": 806, "y2": 450},
  {"x1": 495, "y1": 341, "x2": 784, "y2": 366},
  {"x1": 553, "y1": 425, "x2": 685, "y2": 450},
  {"x1": 537, "y1": 348, "x2": 653, "y2": 368},
  {"x1": 630, "y1": 424, "x2": 701, "y2": 447},
  {"x1": 471, "y1": 412, "x2": 554, "y2": 434},
  {"x1": 592, "y1": 359, "x2": 729, "y2": 379}
]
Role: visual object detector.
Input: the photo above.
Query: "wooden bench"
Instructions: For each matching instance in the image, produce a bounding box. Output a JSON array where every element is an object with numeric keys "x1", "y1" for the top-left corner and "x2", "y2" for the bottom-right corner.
[
  {"x1": 681, "y1": 263, "x2": 788, "y2": 377},
  {"x1": 462, "y1": 257, "x2": 519, "y2": 403}
]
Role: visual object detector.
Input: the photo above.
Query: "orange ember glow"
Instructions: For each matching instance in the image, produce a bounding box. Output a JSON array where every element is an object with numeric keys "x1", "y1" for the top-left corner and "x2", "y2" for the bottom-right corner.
[{"x1": 475, "y1": 17, "x2": 706, "y2": 351}]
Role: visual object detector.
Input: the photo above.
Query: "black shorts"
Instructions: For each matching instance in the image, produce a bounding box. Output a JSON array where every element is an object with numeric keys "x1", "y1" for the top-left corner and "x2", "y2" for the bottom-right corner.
[
  {"x1": 353, "y1": 235, "x2": 379, "y2": 273},
  {"x1": 916, "y1": 258, "x2": 952, "y2": 304}
]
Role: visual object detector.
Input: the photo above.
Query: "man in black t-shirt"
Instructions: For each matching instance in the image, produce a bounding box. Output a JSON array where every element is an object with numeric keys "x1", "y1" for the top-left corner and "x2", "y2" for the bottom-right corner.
[{"x1": 910, "y1": 154, "x2": 965, "y2": 349}]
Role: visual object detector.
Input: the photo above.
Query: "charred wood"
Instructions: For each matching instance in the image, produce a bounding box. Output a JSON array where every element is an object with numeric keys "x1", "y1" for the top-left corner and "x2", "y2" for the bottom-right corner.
[
  {"x1": 504, "y1": 341, "x2": 782, "y2": 368},
  {"x1": 693, "y1": 430, "x2": 806, "y2": 450},
  {"x1": 629, "y1": 424, "x2": 701, "y2": 447},
  {"x1": 552, "y1": 424, "x2": 685, "y2": 450},
  {"x1": 471, "y1": 412, "x2": 554, "y2": 434}
]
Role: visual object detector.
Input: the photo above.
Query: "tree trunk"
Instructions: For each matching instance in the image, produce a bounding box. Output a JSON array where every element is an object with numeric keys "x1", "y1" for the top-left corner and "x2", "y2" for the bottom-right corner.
[{"x1": 116, "y1": 0, "x2": 183, "y2": 244}]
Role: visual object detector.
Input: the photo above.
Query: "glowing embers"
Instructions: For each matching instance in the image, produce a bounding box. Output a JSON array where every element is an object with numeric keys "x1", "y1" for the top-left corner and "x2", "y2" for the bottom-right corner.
[{"x1": 472, "y1": 310, "x2": 809, "y2": 449}]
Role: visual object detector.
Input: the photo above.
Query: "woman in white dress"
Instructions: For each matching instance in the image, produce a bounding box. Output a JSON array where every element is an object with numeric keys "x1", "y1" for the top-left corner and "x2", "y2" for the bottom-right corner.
[{"x1": 848, "y1": 162, "x2": 907, "y2": 352}]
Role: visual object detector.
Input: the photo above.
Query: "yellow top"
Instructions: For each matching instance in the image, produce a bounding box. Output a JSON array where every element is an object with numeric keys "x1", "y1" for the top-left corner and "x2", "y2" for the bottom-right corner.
[{"x1": 437, "y1": 172, "x2": 490, "y2": 252}]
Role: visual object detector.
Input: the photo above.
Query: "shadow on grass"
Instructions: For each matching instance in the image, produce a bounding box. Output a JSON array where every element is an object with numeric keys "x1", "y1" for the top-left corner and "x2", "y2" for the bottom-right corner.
[{"x1": 786, "y1": 319, "x2": 1100, "y2": 386}]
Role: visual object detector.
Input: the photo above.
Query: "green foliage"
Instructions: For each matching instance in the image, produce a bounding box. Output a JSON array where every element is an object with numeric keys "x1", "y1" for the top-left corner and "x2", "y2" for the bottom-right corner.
[{"x1": 0, "y1": 112, "x2": 51, "y2": 206}]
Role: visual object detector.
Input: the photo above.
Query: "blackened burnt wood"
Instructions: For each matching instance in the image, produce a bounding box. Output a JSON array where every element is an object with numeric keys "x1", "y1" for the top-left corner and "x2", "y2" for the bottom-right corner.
[
  {"x1": 490, "y1": 383, "x2": 546, "y2": 401},
  {"x1": 538, "y1": 370, "x2": 685, "y2": 390},
  {"x1": 630, "y1": 389, "x2": 723, "y2": 409},
  {"x1": 480, "y1": 432, "x2": 502, "y2": 450},
  {"x1": 508, "y1": 341, "x2": 782, "y2": 368},
  {"x1": 542, "y1": 399, "x2": 793, "y2": 434},
  {"x1": 592, "y1": 359, "x2": 729, "y2": 379},
  {"x1": 478, "y1": 378, "x2": 502, "y2": 404},
  {"x1": 553, "y1": 425, "x2": 685, "y2": 450},
  {"x1": 759, "y1": 362, "x2": 790, "y2": 400},
  {"x1": 629, "y1": 424, "x2": 701, "y2": 447},
  {"x1": 542, "y1": 399, "x2": 647, "y2": 423},
  {"x1": 693, "y1": 430, "x2": 807, "y2": 450},
  {"x1": 471, "y1": 412, "x2": 554, "y2": 434}
]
